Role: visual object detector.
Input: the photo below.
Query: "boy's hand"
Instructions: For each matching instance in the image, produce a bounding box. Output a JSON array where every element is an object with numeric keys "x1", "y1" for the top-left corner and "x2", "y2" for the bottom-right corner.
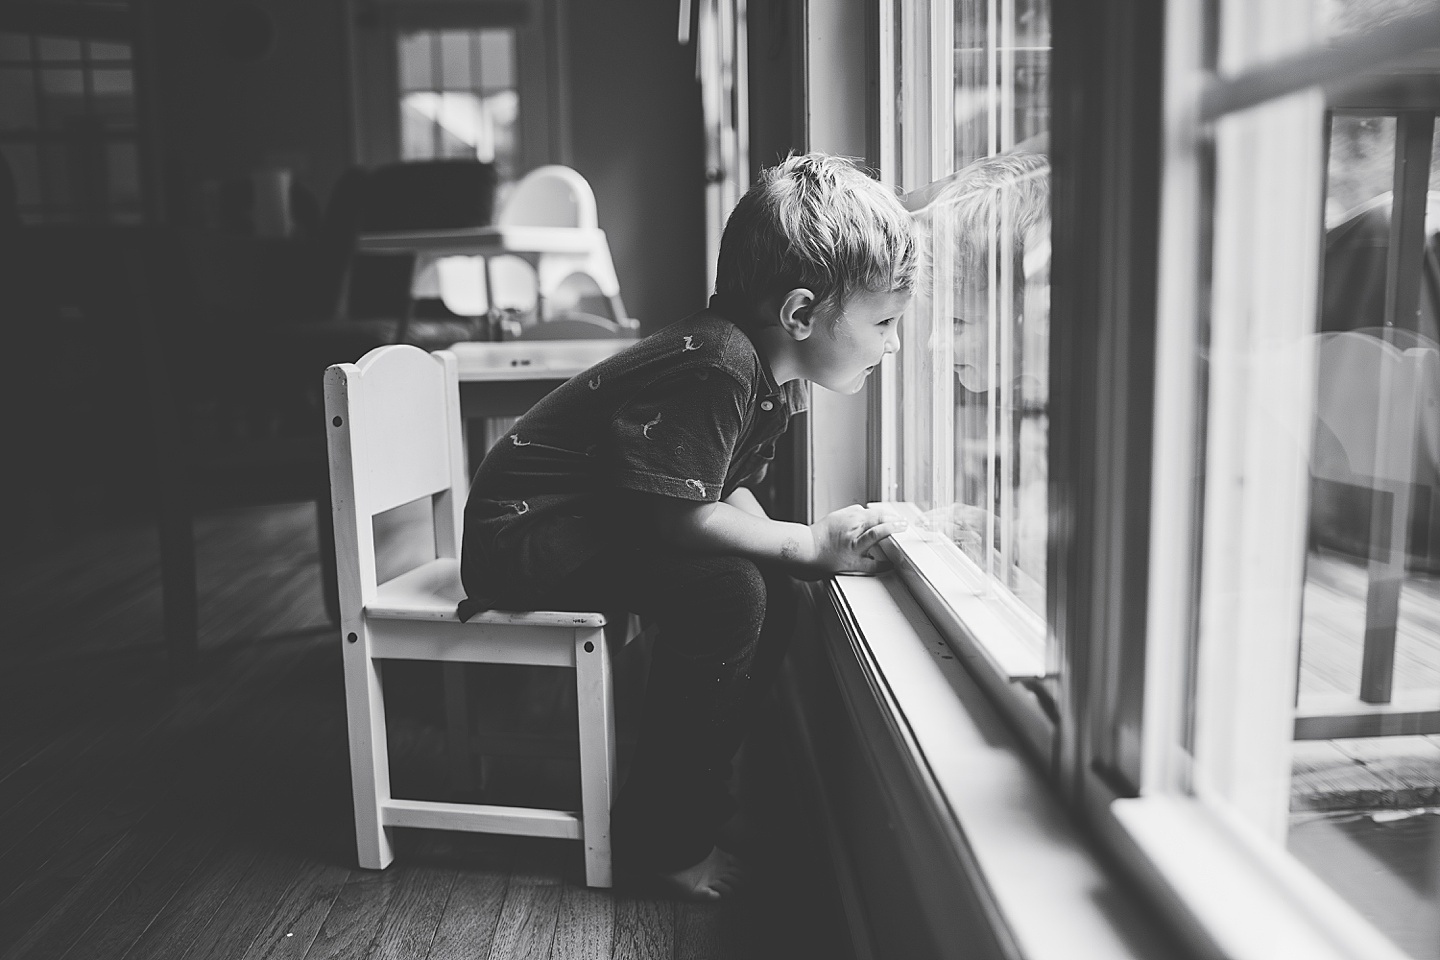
[{"x1": 799, "y1": 504, "x2": 908, "y2": 578}]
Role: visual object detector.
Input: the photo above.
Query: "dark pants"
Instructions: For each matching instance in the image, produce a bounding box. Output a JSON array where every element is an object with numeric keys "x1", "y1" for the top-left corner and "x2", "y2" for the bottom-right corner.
[{"x1": 542, "y1": 544, "x2": 798, "y2": 873}]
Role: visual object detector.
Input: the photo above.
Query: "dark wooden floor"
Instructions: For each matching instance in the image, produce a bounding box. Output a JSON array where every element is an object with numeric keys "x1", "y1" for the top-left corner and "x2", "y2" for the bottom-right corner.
[{"x1": 0, "y1": 502, "x2": 848, "y2": 960}]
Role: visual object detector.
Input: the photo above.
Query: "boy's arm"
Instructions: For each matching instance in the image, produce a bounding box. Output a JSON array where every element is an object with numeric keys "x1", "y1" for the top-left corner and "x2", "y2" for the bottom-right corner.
[
  {"x1": 653, "y1": 496, "x2": 906, "y2": 578},
  {"x1": 723, "y1": 486, "x2": 768, "y2": 519}
]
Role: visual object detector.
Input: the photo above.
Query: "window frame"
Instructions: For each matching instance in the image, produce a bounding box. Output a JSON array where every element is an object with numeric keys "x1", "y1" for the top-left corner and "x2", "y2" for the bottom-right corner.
[
  {"x1": 1109, "y1": 3, "x2": 1440, "y2": 958},
  {"x1": 871, "y1": 0, "x2": 1069, "y2": 772},
  {"x1": 0, "y1": 28, "x2": 145, "y2": 224},
  {"x1": 857, "y1": 0, "x2": 1440, "y2": 957},
  {"x1": 345, "y1": 0, "x2": 566, "y2": 173}
]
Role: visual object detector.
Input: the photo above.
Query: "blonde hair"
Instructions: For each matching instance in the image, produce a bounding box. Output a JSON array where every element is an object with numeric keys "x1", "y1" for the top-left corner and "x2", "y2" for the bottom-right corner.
[{"x1": 714, "y1": 153, "x2": 919, "y2": 326}]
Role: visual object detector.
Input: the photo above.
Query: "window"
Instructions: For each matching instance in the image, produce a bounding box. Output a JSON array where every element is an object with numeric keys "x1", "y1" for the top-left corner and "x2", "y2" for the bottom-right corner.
[
  {"x1": 877, "y1": 0, "x2": 1440, "y2": 955},
  {"x1": 878, "y1": 0, "x2": 1054, "y2": 738},
  {"x1": 1127, "y1": 0, "x2": 1440, "y2": 957},
  {"x1": 0, "y1": 31, "x2": 141, "y2": 224},
  {"x1": 396, "y1": 29, "x2": 519, "y2": 185},
  {"x1": 690, "y1": 0, "x2": 749, "y2": 298}
]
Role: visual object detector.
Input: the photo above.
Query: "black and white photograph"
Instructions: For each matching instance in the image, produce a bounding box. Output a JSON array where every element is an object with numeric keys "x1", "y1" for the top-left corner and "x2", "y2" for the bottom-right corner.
[{"x1": 3, "y1": 0, "x2": 1440, "y2": 958}]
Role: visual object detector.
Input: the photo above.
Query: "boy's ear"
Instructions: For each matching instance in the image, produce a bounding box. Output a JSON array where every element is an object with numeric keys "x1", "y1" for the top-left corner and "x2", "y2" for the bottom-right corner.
[{"x1": 777, "y1": 287, "x2": 818, "y2": 341}]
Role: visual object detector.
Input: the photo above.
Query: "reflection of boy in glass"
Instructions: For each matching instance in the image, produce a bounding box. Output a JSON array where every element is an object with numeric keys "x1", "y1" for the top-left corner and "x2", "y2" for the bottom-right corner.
[
  {"x1": 913, "y1": 152, "x2": 1050, "y2": 586},
  {"x1": 916, "y1": 152, "x2": 1050, "y2": 393}
]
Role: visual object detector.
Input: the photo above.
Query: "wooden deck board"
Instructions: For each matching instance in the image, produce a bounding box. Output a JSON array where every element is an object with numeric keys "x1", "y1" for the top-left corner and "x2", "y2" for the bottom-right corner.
[{"x1": 1294, "y1": 551, "x2": 1440, "y2": 809}]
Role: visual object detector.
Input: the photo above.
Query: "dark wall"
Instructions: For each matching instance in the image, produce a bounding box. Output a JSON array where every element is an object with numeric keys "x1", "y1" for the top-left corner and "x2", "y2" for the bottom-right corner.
[
  {"x1": 564, "y1": 0, "x2": 706, "y2": 331},
  {"x1": 149, "y1": 0, "x2": 353, "y2": 223},
  {"x1": 144, "y1": 0, "x2": 706, "y2": 331},
  {"x1": 746, "y1": 0, "x2": 806, "y2": 176}
]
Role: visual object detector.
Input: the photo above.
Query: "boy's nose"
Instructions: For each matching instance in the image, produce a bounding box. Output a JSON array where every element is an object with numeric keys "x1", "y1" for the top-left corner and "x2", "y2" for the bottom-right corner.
[{"x1": 884, "y1": 327, "x2": 901, "y2": 354}]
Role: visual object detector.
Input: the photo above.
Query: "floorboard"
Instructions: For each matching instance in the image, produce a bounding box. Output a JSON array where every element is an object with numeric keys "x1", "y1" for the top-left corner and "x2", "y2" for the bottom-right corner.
[
  {"x1": 235, "y1": 859, "x2": 353, "y2": 960},
  {"x1": 550, "y1": 886, "x2": 612, "y2": 960},
  {"x1": 0, "y1": 502, "x2": 849, "y2": 960},
  {"x1": 58, "y1": 829, "x2": 228, "y2": 960},
  {"x1": 487, "y1": 864, "x2": 563, "y2": 960},
  {"x1": 424, "y1": 864, "x2": 508, "y2": 960},
  {"x1": 610, "y1": 898, "x2": 672, "y2": 960}
]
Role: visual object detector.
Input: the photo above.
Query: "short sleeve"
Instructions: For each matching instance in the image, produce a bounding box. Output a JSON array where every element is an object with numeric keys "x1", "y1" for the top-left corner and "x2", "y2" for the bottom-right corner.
[{"x1": 605, "y1": 366, "x2": 747, "y2": 502}]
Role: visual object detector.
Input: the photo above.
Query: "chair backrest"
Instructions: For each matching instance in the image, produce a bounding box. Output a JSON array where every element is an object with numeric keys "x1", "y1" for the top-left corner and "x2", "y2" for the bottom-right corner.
[
  {"x1": 324, "y1": 345, "x2": 468, "y2": 598},
  {"x1": 498, "y1": 165, "x2": 599, "y2": 229},
  {"x1": 1312, "y1": 331, "x2": 1440, "y2": 484}
]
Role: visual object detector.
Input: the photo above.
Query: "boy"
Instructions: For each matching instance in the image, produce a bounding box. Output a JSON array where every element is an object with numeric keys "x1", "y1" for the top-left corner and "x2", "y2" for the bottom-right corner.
[{"x1": 458, "y1": 153, "x2": 919, "y2": 899}]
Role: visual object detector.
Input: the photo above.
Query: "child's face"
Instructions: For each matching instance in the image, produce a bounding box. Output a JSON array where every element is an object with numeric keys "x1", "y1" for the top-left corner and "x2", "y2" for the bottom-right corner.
[
  {"x1": 798, "y1": 288, "x2": 911, "y2": 394},
  {"x1": 952, "y1": 276, "x2": 992, "y2": 392}
]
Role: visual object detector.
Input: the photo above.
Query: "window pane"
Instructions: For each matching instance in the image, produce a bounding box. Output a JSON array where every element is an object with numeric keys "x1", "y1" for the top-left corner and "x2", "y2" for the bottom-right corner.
[
  {"x1": 398, "y1": 31, "x2": 433, "y2": 92},
  {"x1": 396, "y1": 29, "x2": 519, "y2": 180},
  {"x1": 1288, "y1": 111, "x2": 1440, "y2": 959},
  {"x1": 87, "y1": 40, "x2": 131, "y2": 62},
  {"x1": 39, "y1": 68, "x2": 86, "y2": 129},
  {"x1": 439, "y1": 31, "x2": 472, "y2": 90},
  {"x1": 400, "y1": 94, "x2": 436, "y2": 159},
  {"x1": 35, "y1": 36, "x2": 81, "y2": 62},
  {"x1": 1185, "y1": 4, "x2": 1440, "y2": 951},
  {"x1": 0, "y1": 33, "x2": 32, "y2": 62},
  {"x1": 400, "y1": 72, "x2": 518, "y2": 173},
  {"x1": 1326, "y1": 114, "x2": 1395, "y2": 225},
  {"x1": 477, "y1": 30, "x2": 514, "y2": 90},
  {"x1": 895, "y1": 0, "x2": 1052, "y2": 624},
  {"x1": 91, "y1": 68, "x2": 135, "y2": 127}
]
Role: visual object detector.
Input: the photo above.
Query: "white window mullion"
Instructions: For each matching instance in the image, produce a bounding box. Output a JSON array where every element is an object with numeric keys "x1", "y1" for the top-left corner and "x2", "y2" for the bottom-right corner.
[
  {"x1": 986, "y1": 0, "x2": 999, "y2": 157},
  {"x1": 998, "y1": 190, "x2": 1017, "y2": 588},
  {"x1": 1189, "y1": 0, "x2": 1326, "y2": 842},
  {"x1": 1141, "y1": 0, "x2": 1208, "y2": 799},
  {"x1": 933, "y1": 0, "x2": 956, "y2": 510}
]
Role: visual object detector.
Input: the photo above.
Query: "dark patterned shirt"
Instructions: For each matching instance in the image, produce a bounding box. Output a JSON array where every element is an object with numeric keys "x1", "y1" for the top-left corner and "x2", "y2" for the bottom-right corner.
[{"x1": 459, "y1": 306, "x2": 807, "y2": 609}]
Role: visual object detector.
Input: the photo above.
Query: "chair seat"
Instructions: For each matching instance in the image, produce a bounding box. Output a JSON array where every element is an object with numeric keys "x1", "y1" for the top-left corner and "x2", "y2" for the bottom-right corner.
[{"x1": 369, "y1": 558, "x2": 607, "y2": 627}]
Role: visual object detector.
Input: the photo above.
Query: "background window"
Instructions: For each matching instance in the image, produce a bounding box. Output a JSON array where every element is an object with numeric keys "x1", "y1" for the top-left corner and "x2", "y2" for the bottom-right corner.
[
  {"x1": 0, "y1": 32, "x2": 141, "y2": 224},
  {"x1": 397, "y1": 29, "x2": 518, "y2": 187}
]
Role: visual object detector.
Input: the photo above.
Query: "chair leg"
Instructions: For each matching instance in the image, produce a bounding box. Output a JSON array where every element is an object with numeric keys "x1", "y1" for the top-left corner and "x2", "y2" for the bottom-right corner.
[
  {"x1": 575, "y1": 627, "x2": 615, "y2": 888},
  {"x1": 443, "y1": 663, "x2": 475, "y2": 793},
  {"x1": 343, "y1": 629, "x2": 395, "y2": 869}
]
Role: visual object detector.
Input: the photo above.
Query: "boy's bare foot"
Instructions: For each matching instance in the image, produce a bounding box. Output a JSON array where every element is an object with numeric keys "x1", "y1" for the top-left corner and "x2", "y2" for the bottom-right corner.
[{"x1": 655, "y1": 846, "x2": 745, "y2": 901}]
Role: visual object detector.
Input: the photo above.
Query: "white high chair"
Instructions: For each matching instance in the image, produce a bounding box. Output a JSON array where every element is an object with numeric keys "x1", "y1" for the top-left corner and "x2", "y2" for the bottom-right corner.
[
  {"x1": 324, "y1": 344, "x2": 617, "y2": 886},
  {"x1": 439, "y1": 165, "x2": 634, "y2": 331}
]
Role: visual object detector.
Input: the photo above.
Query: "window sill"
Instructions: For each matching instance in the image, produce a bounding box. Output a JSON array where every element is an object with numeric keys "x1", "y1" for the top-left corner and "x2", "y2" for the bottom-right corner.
[
  {"x1": 1109, "y1": 795, "x2": 1412, "y2": 960},
  {"x1": 878, "y1": 522, "x2": 1054, "y2": 763},
  {"x1": 824, "y1": 570, "x2": 1413, "y2": 960},
  {"x1": 820, "y1": 573, "x2": 1177, "y2": 960}
]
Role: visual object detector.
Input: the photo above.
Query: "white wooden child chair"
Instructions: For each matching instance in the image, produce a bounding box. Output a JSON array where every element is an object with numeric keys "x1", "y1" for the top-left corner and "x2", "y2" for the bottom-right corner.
[{"x1": 324, "y1": 344, "x2": 617, "y2": 887}]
